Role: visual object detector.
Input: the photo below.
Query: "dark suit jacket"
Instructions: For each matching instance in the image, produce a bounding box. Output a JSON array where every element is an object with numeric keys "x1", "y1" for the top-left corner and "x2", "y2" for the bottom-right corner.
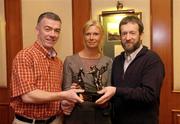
[{"x1": 111, "y1": 46, "x2": 165, "y2": 124}]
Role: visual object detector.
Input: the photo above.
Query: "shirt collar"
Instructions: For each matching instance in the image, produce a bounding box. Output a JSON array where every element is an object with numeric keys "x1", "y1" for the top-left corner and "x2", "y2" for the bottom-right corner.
[
  {"x1": 34, "y1": 41, "x2": 57, "y2": 59},
  {"x1": 48, "y1": 49, "x2": 57, "y2": 59}
]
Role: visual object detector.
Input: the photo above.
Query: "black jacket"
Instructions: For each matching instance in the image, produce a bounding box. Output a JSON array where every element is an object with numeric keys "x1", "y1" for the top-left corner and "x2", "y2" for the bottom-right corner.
[{"x1": 111, "y1": 46, "x2": 165, "y2": 124}]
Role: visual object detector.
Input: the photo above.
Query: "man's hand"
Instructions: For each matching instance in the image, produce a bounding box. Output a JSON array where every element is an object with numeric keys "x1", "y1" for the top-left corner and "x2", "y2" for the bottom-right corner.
[
  {"x1": 95, "y1": 86, "x2": 116, "y2": 105},
  {"x1": 61, "y1": 89, "x2": 84, "y2": 103}
]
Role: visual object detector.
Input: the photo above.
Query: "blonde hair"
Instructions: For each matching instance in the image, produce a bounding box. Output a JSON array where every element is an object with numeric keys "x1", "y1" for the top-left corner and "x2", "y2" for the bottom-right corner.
[{"x1": 82, "y1": 20, "x2": 104, "y2": 53}]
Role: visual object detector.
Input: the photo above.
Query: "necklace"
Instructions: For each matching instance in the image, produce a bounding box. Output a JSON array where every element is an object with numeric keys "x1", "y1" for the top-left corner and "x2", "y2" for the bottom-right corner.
[{"x1": 79, "y1": 52, "x2": 101, "y2": 59}]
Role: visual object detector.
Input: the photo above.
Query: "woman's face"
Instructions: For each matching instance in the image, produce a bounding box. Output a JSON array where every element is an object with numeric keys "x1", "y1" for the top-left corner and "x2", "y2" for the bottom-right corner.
[{"x1": 83, "y1": 25, "x2": 102, "y2": 50}]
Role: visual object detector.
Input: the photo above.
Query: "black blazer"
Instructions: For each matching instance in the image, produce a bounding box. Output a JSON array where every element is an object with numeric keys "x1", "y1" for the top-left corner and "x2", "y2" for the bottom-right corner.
[{"x1": 111, "y1": 46, "x2": 165, "y2": 124}]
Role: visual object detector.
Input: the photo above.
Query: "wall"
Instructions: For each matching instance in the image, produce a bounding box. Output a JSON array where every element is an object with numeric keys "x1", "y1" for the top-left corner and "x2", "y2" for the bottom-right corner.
[
  {"x1": 173, "y1": 0, "x2": 180, "y2": 90},
  {"x1": 22, "y1": 0, "x2": 73, "y2": 61},
  {"x1": 1, "y1": 0, "x2": 176, "y2": 123},
  {"x1": 91, "y1": 0, "x2": 150, "y2": 55},
  {"x1": 0, "y1": 0, "x2": 7, "y2": 87}
]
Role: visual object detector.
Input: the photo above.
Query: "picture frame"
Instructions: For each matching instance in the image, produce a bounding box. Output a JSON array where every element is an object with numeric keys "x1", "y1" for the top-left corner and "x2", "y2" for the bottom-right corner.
[{"x1": 99, "y1": 10, "x2": 142, "y2": 59}]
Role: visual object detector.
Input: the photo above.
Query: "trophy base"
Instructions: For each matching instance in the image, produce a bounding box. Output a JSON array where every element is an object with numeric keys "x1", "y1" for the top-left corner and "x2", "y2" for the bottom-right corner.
[{"x1": 79, "y1": 91, "x2": 102, "y2": 102}]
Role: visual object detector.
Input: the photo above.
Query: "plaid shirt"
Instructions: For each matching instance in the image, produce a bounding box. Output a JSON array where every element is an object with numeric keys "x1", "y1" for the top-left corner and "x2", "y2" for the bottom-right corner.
[{"x1": 10, "y1": 41, "x2": 63, "y2": 119}]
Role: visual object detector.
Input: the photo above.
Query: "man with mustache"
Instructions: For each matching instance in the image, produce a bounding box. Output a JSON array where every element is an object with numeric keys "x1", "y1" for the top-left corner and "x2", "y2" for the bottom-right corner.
[{"x1": 96, "y1": 16, "x2": 165, "y2": 124}]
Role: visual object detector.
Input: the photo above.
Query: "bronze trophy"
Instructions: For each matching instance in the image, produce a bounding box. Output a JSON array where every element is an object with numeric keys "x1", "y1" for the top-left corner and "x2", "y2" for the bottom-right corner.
[{"x1": 73, "y1": 63, "x2": 109, "y2": 102}]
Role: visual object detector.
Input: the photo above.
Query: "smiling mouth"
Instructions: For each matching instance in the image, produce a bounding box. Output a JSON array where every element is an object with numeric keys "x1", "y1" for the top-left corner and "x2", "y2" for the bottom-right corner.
[
  {"x1": 125, "y1": 42, "x2": 132, "y2": 45},
  {"x1": 46, "y1": 39, "x2": 56, "y2": 42},
  {"x1": 88, "y1": 41, "x2": 96, "y2": 44}
]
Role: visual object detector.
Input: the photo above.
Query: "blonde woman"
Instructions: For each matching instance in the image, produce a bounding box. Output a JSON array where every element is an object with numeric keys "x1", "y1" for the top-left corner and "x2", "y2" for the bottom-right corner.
[{"x1": 62, "y1": 20, "x2": 112, "y2": 124}]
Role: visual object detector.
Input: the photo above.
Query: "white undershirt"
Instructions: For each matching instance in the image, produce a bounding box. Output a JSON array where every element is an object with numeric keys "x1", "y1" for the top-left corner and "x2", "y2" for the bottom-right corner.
[{"x1": 124, "y1": 45, "x2": 143, "y2": 72}]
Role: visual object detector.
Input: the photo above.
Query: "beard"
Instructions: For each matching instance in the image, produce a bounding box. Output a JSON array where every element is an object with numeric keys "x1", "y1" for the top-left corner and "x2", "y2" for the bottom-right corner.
[{"x1": 121, "y1": 40, "x2": 141, "y2": 54}]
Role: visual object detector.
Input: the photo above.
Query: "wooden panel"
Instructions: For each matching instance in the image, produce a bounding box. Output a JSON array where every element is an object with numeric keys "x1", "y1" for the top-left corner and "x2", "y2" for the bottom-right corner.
[
  {"x1": 1, "y1": 0, "x2": 178, "y2": 124},
  {"x1": 151, "y1": 0, "x2": 180, "y2": 124},
  {"x1": 0, "y1": 105, "x2": 9, "y2": 124},
  {"x1": 4, "y1": 0, "x2": 23, "y2": 123},
  {"x1": 0, "y1": 87, "x2": 9, "y2": 104},
  {"x1": 172, "y1": 110, "x2": 180, "y2": 124},
  {"x1": 5, "y1": 0, "x2": 23, "y2": 80},
  {"x1": 72, "y1": 0, "x2": 91, "y2": 53},
  {"x1": 151, "y1": 0, "x2": 171, "y2": 124}
]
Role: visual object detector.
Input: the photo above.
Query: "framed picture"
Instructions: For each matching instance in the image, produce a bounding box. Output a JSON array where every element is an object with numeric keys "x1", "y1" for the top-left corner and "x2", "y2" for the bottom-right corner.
[{"x1": 99, "y1": 10, "x2": 142, "y2": 59}]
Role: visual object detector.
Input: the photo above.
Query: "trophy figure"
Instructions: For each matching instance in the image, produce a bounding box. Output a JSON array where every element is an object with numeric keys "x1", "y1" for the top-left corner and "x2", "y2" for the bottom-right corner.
[
  {"x1": 73, "y1": 63, "x2": 109, "y2": 102},
  {"x1": 76, "y1": 67, "x2": 85, "y2": 89},
  {"x1": 88, "y1": 63, "x2": 109, "y2": 91}
]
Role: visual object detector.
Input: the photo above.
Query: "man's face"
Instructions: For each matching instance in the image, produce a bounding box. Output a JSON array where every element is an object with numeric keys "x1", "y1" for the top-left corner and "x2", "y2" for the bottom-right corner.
[
  {"x1": 120, "y1": 22, "x2": 142, "y2": 54},
  {"x1": 36, "y1": 17, "x2": 61, "y2": 49},
  {"x1": 84, "y1": 25, "x2": 102, "y2": 49}
]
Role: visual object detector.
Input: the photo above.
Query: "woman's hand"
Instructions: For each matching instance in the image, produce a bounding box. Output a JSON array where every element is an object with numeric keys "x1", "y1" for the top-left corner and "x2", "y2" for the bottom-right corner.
[{"x1": 61, "y1": 100, "x2": 75, "y2": 115}]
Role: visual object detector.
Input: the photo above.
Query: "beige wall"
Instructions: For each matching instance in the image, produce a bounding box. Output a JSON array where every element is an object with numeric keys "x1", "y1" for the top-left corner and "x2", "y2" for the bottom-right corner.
[
  {"x1": 22, "y1": 0, "x2": 73, "y2": 61},
  {"x1": 22, "y1": 0, "x2": 150, "y2": 60},
  {"x1": 0, "y1": 0, "x2": 7, "y2": 87},
  {"x1": 91, "y1": 0, "x2": 150, "y2": 55},
  {"x1": 1, "y1": 0, "x2": 179, "y2": 89},
  {"x1": 173, "y1": 0, "x2": 180, "y2": 90}
]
